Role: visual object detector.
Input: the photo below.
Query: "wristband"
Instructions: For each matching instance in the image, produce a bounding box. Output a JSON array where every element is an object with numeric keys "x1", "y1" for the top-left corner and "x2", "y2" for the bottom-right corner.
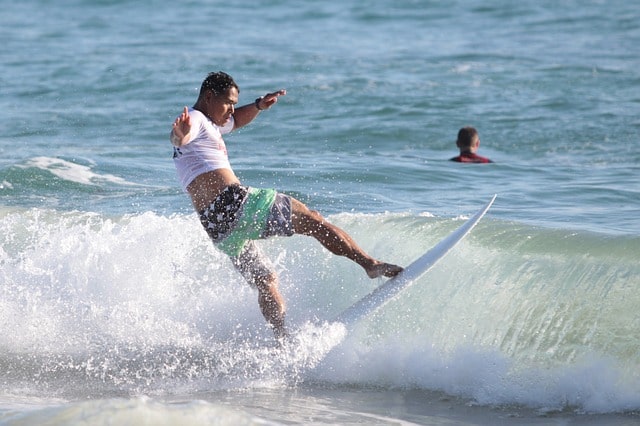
[{"x1": 255, "y1": 96, "x2": 265, "y2": 111}]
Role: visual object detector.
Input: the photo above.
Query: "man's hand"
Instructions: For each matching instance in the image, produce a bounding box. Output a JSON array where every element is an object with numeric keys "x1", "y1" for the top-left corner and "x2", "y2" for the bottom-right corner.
[
  {"x1": 257, "y1": 89, "x2": 287, "y2": 110},
  {"x1": 171, "y1": 106, "x2": 191, "y2": 147}
]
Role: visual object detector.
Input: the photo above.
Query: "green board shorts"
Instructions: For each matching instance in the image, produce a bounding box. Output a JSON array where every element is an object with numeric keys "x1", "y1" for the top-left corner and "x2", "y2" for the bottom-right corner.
[{"x1": 199, "y1": 185, "x2": 294, "y2": 284}]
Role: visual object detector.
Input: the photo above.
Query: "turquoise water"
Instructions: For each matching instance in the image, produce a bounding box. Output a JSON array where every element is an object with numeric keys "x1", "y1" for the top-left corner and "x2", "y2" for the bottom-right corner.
[{"x1": 1, "y1": 0, "x2": 639, "y2": 424}]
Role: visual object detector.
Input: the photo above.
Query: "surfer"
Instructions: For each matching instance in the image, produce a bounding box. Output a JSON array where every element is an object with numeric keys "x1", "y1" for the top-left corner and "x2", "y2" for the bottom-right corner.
[
  {"x1": 450, "y1": 126, "x2": 493, "y2": 163},
  {"x1": 170, "y1": 71, "x2": 403, "y2": 340}
]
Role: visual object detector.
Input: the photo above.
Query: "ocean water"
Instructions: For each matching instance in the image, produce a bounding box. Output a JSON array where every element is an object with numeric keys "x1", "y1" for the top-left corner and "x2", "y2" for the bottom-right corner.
[{"x1": 1, "y1": 0, "x2": 639, "y2": 424}]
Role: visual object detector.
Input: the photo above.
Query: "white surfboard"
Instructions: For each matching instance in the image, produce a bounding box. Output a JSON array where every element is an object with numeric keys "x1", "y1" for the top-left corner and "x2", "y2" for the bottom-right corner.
[{"x1": 332, "y1": 194, "x2": 496, "y2": 328}]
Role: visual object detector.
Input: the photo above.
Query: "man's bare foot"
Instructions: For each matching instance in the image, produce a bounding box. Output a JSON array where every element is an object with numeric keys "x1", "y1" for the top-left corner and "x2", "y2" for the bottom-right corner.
[
  {"x1": 269, "y1": 312, "x2": 289, "y2": 342},
  {"x1": 366, "y1": 262, "x2": 403, "y2": 279},
  {"x1": 273, "y1": 324, "x2": 289, "y2": 341}
]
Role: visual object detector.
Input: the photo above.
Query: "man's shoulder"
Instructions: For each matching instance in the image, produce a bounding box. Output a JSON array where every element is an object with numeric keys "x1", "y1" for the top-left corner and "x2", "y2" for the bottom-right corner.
[
  {"x1": 472, "y1": 154, "x2": 492, "y2": 163},
  {"x1": 191, "y1": 108, "x2": 210, "y2": 121}
]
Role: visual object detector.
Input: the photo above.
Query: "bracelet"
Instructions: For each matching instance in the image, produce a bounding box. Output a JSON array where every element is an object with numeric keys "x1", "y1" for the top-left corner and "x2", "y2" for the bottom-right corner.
[{"x1": 255, "y1": 96, "x2": 265, "y2": 111}]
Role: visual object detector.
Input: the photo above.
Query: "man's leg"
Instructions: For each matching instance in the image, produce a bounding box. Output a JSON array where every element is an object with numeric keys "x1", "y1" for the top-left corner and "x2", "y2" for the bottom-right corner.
[
  {"x1": 253, "y1": 272, "x2": 287, "y2": 340},
  {"x1": 232, "y1": 242, "x2": 287, "y2": 339},
  {"x1": 289, "y1": 198, "x2": 402, "y2": 278}
]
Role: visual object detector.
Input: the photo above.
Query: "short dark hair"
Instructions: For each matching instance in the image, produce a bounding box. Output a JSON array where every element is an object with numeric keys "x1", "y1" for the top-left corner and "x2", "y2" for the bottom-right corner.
[
  {"x1": 199, "y1": 71, "x2": 239, "y2": 97},
  {"x1": 456, "y1": 126, "x2": 478, "y2": 148}
]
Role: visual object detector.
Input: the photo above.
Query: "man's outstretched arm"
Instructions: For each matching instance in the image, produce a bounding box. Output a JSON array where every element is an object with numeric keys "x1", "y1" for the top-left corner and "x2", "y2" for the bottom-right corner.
[{"x1": 233, "y1": 89, "x2": 286, "y2": 130}]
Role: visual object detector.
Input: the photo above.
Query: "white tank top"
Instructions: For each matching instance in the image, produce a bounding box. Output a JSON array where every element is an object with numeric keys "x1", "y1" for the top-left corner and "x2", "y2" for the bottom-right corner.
[{"x1": 172, "y1": 108, "x2": 235, "y2": 190}]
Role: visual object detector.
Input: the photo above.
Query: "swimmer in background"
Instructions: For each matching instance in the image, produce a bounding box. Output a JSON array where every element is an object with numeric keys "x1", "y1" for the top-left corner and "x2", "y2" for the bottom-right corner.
[{"x1": 450, "y1": 126, "x2": 493, "y2": 163}]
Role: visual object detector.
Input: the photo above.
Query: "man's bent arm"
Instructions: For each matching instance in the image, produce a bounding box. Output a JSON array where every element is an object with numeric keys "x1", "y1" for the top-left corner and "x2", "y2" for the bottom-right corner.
[{"x1": 233, "y1": 89, "x2": 286, "y2": 130}]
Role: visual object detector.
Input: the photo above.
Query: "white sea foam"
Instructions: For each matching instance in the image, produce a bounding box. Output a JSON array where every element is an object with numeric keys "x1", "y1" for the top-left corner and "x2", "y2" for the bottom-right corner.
[
  {"x1": 1, "y1": 208, "x2": 638, "y2": 415},
  {"x1": 19, "y1": 157, "x2": 143, "y2": 187}
]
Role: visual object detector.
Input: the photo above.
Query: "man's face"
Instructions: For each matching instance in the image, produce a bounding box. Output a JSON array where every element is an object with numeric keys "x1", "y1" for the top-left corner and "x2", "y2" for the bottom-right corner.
[{"x1": 204, "y1": 86, "x2": 238, "y2": 126}]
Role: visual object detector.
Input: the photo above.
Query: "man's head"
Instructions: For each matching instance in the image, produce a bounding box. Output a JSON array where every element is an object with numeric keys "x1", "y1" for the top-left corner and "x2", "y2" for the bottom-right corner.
[
  {"x1": 195, "y1": 71, "x2": 239, "y2": 126},
  {"x1": 199, "y1": 71, "x2": 239, "y2": 97},
  {"x1": 456, "y1": 126, "x2": 480, "y2": 152}
]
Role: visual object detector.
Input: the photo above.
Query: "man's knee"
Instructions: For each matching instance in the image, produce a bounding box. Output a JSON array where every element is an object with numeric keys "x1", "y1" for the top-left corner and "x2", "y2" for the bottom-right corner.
[{"x1": 291, "y1": 199, "x2": 325, "y2": 234}]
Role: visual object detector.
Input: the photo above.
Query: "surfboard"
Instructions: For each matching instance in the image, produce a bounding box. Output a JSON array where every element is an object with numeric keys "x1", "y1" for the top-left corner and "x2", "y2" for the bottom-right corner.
[{"x1": 332, "y1": 194, "x2": 496, "y2": 328}]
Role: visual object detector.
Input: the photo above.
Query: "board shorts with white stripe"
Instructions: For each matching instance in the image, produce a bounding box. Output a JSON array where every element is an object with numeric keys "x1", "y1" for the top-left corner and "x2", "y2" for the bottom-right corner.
[{"x1": 198, "y1": 185, "x2": 294, "y2": 287}]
